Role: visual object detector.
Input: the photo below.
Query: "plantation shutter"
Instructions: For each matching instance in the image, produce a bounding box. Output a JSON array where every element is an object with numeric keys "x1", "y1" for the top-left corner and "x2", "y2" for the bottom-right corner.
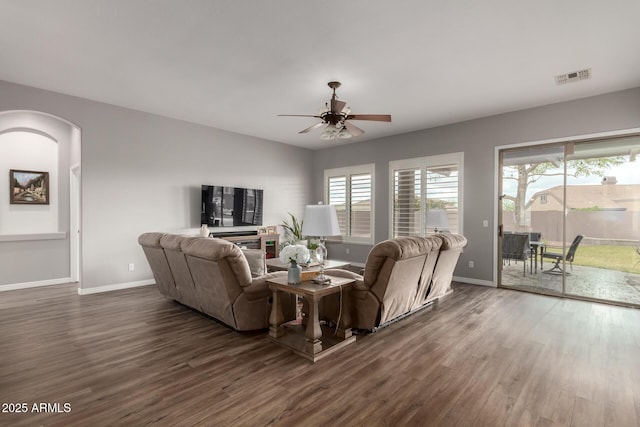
[
  {"x1": 326, "y1": 166, "x2": 374, "y2": 242},
  {"x1": 392, "y1": 167, "x2": 421, "y2": 238},
  {"x1": 350, "y1": 173, "x2": 372, "y2": 239},
  {"x1": 328, "y1": 175, "x2": 347, "y2": 236},
  {"x1": 426, "y1": 164, "x2": 459, "y2": 234},
  {"x1": 390, "y1": 153, "x2": 462, "y2": 237}
]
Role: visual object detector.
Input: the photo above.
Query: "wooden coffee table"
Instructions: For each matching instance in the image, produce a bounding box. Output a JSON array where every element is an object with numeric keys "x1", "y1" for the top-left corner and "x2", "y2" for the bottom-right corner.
[
  {"x1": 266, "y1": 258, "x2": 351, "y2": 272},
  {"x1": 267, "y1": 275, "x2": 355, "y2": 362}
]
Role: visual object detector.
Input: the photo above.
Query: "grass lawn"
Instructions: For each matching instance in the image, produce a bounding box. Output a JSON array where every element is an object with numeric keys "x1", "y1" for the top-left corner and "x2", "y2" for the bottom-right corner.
[{"x1": 544, "y1": 244, "x2": 640, "y2": 274}]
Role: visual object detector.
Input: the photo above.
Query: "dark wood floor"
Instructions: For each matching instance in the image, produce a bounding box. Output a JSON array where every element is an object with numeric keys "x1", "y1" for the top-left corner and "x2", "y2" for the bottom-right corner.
[{"x1": 1, "y1": 282, "x2": 639, "y2": 426}]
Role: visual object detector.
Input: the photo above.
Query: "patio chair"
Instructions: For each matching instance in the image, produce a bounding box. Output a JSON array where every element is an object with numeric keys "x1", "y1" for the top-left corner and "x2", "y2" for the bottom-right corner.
[
  {"x1": 502, "y1": 232, "x2": 530, "y2": 276},
  {"x1": 542, "y1": 235, "x2": 584, "y2": 275},
  {"x1": 529, "y1": 232, "x2": 543, "y2": 273}
]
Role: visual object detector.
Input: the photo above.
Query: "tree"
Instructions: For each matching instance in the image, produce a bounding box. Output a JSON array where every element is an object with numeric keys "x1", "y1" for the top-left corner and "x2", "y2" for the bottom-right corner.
[{"x1": 502, "y1": 157, "x2": 624, "y2": 228}]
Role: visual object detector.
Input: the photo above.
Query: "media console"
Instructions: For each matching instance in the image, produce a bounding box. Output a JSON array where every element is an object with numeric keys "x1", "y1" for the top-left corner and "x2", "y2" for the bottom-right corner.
[{"x1": 212, "y1": 232, "x2": 279, "y2": 259}]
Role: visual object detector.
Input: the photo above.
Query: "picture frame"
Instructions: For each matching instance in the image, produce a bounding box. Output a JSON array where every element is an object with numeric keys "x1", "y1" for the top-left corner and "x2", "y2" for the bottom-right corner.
[
  {"x1": 257, "y1": 226, "x2": 268, "y2": 235},
  {"x1": 9, "y1": 169, "x2": 49, "y2": 205},
  {"x1": 266, "y1": 225, "x2": 277, "y2": 235}
]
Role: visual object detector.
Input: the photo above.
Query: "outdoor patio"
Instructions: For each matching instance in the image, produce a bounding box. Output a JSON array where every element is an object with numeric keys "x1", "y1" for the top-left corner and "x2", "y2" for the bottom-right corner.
[{"x1": 501, "y1": 261, "x2": 640, "y2": 306}]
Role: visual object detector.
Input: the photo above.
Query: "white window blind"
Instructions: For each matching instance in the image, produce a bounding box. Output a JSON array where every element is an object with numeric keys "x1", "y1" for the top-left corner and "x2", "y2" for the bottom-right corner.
[
  {"x1": 325, "y1": 164, "x2": 374, "y2": 243},
  {"x1": 390, "y1": 153, "x2": 463, "y2": 238},
  {"x1": 392, "y1": 167, "x2": 422, "y2": 237},
  {"x1": 426, "y1": 164, "x2": 459, "y2": 233},
  {"x1": 328, "y1": 175, "x2": 347, "y2": 235}
]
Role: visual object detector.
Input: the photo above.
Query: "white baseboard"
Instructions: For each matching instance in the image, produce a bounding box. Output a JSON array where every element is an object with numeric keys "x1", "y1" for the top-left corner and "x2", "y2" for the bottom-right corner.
[
  {"x1": 77, "y1": 279, "x2": 155, "y2": 295},
  {"x1": 453, "y1": 276, "x2": 495, "y2": 287},
  {"x1": 0, "y1": 277, "x2": 73, "y2": 292}
]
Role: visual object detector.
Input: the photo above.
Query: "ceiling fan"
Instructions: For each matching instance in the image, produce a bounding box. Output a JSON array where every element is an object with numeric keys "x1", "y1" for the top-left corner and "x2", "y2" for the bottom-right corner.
[{"x1": 278, "y1": 81, "x2": 391, "y2": 140}]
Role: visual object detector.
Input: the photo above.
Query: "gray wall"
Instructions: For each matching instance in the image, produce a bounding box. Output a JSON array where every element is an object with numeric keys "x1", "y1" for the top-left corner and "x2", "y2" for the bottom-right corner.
[
  {"x1": 0, "y1": 80, "x2": 313, "y2": 290},
  {"x1": 312, "y1": 87, "x2": 640, "y2": 283},
  {"x1": 2, "y1": 78, "x2": 639, "y2": 290}
]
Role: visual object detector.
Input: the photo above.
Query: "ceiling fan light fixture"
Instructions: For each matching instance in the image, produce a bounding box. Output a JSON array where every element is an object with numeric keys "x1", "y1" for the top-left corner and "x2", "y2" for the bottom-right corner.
[
  {"x1": 337, "y1": 127, "x2": 352, "y2": 139},
  {"x1": 278, "y1": 81, "x2": 391, "y2": 141},
  {"x1": 321, "y1": 124, "x2": 339, "y2": 140}
]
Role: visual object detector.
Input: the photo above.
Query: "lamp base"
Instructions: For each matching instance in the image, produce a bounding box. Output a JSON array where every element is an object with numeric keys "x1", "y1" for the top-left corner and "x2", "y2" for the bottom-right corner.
[{"x1": 312, "y1": 274, "x2": 332, "y2": 284}]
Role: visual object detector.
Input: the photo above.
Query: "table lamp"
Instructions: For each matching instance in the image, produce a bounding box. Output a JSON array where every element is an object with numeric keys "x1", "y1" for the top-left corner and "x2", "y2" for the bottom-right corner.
[
  {"x1": 302, "y1": 203, "x2": 341, "y2": 284},
  {"x1": 426, "y1": 208, "x2": 448, "y2": 233}
]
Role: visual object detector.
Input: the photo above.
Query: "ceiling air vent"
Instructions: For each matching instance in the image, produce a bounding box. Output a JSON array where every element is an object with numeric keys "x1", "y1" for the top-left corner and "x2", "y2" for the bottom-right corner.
[{"x1": 555, "y1": 68, "x2": 591, "y2": 85}]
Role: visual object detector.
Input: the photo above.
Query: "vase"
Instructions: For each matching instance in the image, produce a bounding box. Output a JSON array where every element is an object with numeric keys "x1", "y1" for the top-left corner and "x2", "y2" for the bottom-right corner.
[
  {"x1": 200, "y1": 224, "x2": 210, "y2": 237},
  {"x1": 287, "y1": 262, "x2": 302, "y2": 285}
]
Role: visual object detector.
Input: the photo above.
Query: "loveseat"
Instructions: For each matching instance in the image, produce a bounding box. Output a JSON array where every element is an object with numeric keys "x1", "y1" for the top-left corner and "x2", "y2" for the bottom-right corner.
[
  {"x1": 323, "y1": 233, "x2": 467, "y2": 330},
  {"x1": 138, "y1": 232, "x2": 296, "y2": 331}
]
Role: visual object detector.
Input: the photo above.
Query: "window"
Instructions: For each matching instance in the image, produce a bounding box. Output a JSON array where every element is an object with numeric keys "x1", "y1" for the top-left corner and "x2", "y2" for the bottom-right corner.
[
  {"x1": 325, "y1": 164, "x2": 374, "y2": 243},
  {"x1": 390, "y1": 152, "x2": 463, "y2": 238}
]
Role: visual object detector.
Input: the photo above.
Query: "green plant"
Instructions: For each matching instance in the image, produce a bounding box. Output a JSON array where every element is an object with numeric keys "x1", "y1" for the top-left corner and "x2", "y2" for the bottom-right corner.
[{"x1": 281, "y1": 212, "x2": 304, "y2": 242}]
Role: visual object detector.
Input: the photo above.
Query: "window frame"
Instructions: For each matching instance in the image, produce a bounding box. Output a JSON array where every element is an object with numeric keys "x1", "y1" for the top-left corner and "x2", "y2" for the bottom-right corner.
[
  {"x1": 324, "y1": 163, "x2": 375, "y2": 244},
  {"x1": 389, "y1": 152, "x2": 464, "y2": 238}
]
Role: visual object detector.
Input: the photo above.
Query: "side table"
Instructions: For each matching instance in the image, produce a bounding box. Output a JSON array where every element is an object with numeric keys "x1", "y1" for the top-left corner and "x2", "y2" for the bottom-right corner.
[
  {"x1": 266, "y1": 258, "x2": 351, "y2": 272},
  {"x1": 267, "y1": 275, "x2": 355, "y2": 362}
]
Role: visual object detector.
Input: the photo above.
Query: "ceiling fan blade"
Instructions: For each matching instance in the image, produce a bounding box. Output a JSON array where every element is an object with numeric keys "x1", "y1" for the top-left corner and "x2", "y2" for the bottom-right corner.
[
  {"x1": 344, "y1": 121, "x2": 364, "y2": 137},
  {"x1": 347, "y1": 114, "x2": 392, "y2": 122},
  {"x1": 299, "y1": 122, "x2": 325, "y2": 134},
  {"x1": 278, "y1": 114, "x2": 322, "y2": 118},
  {"x1": 331, "y1": 99, "x2": 346, "y2": 114}
]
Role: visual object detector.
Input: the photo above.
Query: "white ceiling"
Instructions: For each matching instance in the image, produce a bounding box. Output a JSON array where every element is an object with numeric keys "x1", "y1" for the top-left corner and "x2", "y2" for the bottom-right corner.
[{"x1": 1, "y1": 0, "x2": 639, "y2": 150}]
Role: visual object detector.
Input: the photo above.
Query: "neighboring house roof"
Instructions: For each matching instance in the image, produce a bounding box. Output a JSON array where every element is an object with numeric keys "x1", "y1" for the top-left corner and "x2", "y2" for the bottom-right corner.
[{"x1": 529, "y1": 184, "x2": 640, "y2": 212}]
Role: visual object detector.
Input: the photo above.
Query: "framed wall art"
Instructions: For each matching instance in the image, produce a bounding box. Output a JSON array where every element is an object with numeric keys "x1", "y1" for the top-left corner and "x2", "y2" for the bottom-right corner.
[{"x1": 9, "y1": 169, "x2": 50, "y2": 205}]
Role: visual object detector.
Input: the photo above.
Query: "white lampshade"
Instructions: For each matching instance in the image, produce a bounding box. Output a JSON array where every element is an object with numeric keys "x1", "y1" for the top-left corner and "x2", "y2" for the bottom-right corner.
[
  {"x1": 426, "y1": 208, "x2": 448, "y2": 231},
  {"x1": 302, "y1": 204, "x2": 341, "y2": 237}
]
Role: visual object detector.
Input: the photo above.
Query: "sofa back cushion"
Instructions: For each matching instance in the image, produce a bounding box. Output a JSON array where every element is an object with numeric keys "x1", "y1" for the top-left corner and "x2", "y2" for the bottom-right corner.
[
  {"x1": 364, "y1": 237, "x2": 435, "y2": 324},
  {"x1": 160, "y1": 234, "x2": 201, "y2": 309},
  {"x1": 412, "y1": 235, "x2": 444, "y2": 309},
  {"x1": 429, "y1": 233, "x2": 468, "y2": 300},
  {"x1": 138, "y1": 232, "x2": 178, "y2": 299},
  {"x1": 241, "y1": 249, "x2": 266, "y2": 277},
  {"x1": 181, "y1": 238, "x2": 252, "y2": 328}
]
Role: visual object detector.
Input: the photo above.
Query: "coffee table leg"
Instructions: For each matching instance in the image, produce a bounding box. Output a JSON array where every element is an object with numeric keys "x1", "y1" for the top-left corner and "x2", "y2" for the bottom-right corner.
[
  {"x1": 269, "y1": 289, "x2": 284, "y2": 338},
  {"x1": 305, "y1": 294, "x2": 322, "y2": 354},
  {"x1": 336, "y1": 287, "x2": 352, "y2": 339}
]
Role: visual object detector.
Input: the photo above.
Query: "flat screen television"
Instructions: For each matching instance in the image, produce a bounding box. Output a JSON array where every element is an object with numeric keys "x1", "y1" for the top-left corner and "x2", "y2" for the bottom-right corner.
[{"x1": 201, "y1": 185, "x2": 263, "y2": 227}]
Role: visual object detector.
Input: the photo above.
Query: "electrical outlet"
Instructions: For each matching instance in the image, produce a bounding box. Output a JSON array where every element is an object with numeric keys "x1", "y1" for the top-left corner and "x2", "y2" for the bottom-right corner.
[
  {"x1": 128, "y1": 263, "x2": 135, "y2": 271},
  {"x1": 468, "y1": 260, "x2": 474, "y2": 268},
  {"x1": 346, "y1": 248, "x2": 350, "y2": 254},
  {"x1": 482, "y1": 220, "x2": 489, "y2": 227}
]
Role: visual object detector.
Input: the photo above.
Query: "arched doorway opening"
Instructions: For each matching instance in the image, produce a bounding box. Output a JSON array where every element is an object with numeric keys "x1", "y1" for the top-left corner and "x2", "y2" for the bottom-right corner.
[{"x1": 0, "y1": 110, "x2": 81, "y2": 290}]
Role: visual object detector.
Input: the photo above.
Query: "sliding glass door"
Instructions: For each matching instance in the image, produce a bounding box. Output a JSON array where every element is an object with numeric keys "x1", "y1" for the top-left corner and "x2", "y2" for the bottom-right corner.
[
  {"x1": 499, "y1": 144, "x2": 566, "y2": 294},
  {"x1": 499, "y1": 134, "x2": 640, "y2": 307}
]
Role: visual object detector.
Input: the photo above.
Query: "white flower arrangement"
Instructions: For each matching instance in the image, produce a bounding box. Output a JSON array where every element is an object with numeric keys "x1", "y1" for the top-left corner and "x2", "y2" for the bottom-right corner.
[{"x1": 279, "y1": 244, "x2": 310, "y2": 265}]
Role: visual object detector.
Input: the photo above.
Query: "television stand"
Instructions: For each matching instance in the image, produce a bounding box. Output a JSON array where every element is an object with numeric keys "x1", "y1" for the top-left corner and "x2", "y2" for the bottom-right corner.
[
  {"x1": 209, "y1": 230, "x2": 258, "y2": 238},
  {"x1": 213, "y1": 232, "x2": 279, "y2": 259}
]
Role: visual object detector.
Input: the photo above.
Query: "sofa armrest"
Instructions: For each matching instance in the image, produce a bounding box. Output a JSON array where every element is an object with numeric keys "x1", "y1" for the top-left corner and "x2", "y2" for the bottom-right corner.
[
  {"x1": 324, "y1": 268, "x2": 369, "y2": 297},
  {"x1": 324, "y1": 268, "x2": 362, "y2": 281},
  {"x1": 243, "y1": 271, "x2": 287, "y2": 300}
]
